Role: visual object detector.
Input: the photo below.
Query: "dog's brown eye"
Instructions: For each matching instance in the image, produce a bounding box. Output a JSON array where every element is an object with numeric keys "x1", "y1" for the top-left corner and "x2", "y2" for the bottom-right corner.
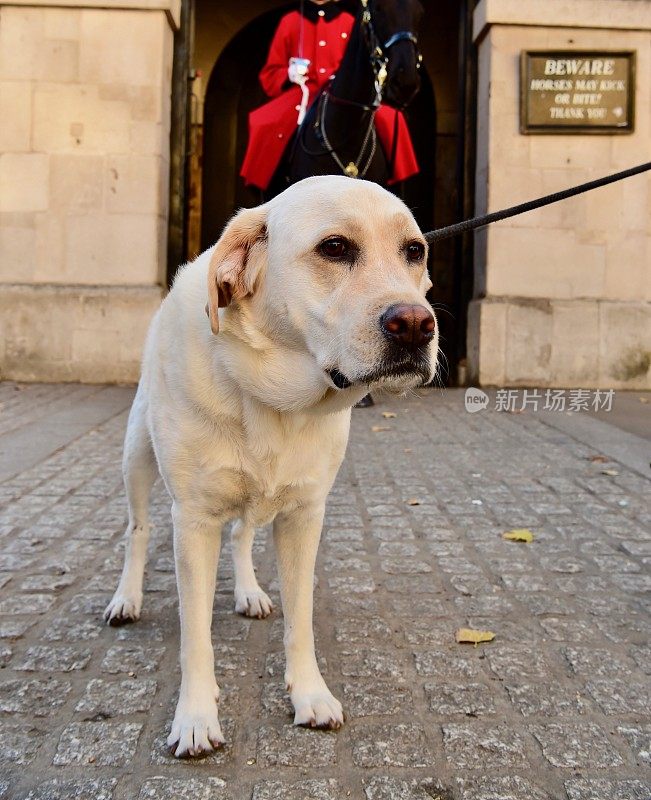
[
  {"x1": 406, "y1": 241, "x2": 426, "y2": 262},
  {"x1": 319, "y1": 237, "x2": 350, "y2": 260}
]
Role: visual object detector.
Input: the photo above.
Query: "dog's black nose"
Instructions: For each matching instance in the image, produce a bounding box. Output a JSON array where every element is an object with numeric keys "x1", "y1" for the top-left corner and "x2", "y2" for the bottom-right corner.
[{"x1": 380, "y1": 304, "x2": 435, "y2": 351}]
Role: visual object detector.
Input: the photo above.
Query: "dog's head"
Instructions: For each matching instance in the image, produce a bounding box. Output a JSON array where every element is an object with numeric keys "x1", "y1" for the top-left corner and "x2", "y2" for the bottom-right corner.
[{"x1": 208, "y1": 176, "x2": 438, "y2": 406}]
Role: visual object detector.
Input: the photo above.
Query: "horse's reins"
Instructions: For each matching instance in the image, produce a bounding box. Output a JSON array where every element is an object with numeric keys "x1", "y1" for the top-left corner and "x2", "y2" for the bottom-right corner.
[
  {"x1": 302, "y1": 0, "x2": 420, "y2": 179},
  {"x1": 423, "y1": 162, "x2": 651, "y2": 244}
]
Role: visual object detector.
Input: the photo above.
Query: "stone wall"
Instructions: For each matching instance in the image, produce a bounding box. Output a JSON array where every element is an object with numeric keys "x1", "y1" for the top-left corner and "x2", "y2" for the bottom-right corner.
[
  {"x1": 468, "y1": 0, "x2": 651, "y2": 388},
  {"x1": 0, "y1": 1, "x2": 179, "y2": 382}
]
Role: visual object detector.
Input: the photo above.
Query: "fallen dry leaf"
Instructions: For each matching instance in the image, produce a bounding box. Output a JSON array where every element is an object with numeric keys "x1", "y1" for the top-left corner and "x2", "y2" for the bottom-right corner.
[
  {"x1": 601, "y1": 469, "x2": 619, "y2": 476},
  {"x1": 382, "y1": 411, "x2": 397, "y2": 419},
  {"x1": 502, "y1": 529, "x2": 534, "y2": 543},
  {"x1": 587, "y1": 454, "x2": 609, "y2": 463},
  {"x1": 371, "y1": 425, "x2": 391, "y2": 433},
  {"x1": 456, "y1": 628, "x2": 495, "y2": 646},
  {"x1": 406, "y1": 498, "x2": 421, "y2": 506},
  {"x1": 404, "y1": 448, "x2": 412, "y2": 453},
  {"x1": 639, "y1": 397, "x2": 649, "y2": 404}
]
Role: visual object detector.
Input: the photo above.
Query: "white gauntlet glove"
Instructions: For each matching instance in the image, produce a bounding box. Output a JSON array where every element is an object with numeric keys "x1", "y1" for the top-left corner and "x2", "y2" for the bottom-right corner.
[{"x1": 288, "y1": 57, "x2": 310, "y2": 85}]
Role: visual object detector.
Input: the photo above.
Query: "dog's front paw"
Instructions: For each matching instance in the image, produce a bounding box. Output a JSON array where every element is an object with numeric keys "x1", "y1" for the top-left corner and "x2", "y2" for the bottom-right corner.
[
  {"x1": 290, "y1": 682, "x2": 344, "y2": 730},
  {"x1": 234, "y1": 586, "x2": 273, "y2": 619},
  {"x1": 103, "y1": 592, "x2": 142, "y2": 626},
  {"x1": 167, "y1": 696, "x2": 224, "y2": 758}
]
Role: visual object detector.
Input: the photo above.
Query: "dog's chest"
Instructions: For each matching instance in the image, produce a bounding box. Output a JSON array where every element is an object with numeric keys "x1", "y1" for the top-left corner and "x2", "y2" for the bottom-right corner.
[
  {"x1": 240, "y1": 442, "x2": 322, "y2": 524},
  {"x1": 192, "y1": 413, "x2": 344, "y2": 524}
]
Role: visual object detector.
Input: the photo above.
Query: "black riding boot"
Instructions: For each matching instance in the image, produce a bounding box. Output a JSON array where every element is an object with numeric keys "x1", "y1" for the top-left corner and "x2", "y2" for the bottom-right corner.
[{"x1": 355, "y1": 393, "x2": 374, "y2": 408}]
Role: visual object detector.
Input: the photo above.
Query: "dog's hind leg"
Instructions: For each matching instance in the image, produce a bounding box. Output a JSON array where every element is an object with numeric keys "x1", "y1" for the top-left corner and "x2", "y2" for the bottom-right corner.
[
  {"x1": 231, "y1": 519, "x2": 273, "y2": 618},
  {"x1": 104, "y1": 384, "x2": 158, "y2": 626}
]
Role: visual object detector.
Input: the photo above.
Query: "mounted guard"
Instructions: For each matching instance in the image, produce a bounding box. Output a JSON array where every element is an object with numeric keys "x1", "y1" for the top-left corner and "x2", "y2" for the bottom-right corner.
[{"x1": 240, "y1": 0, "x2": 421, "y2": 193}]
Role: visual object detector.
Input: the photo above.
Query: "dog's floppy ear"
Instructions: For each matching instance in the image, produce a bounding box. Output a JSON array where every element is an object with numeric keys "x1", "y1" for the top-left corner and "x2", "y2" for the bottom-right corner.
[{"x1": 207, "y1": 204, "x2": 268, "y2": 334}]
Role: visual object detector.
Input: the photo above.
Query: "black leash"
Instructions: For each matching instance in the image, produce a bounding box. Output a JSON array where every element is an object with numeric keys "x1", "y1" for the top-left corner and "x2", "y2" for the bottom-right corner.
[{"x1": 424, "y1": 162, "x2": 651, "y2": 244}]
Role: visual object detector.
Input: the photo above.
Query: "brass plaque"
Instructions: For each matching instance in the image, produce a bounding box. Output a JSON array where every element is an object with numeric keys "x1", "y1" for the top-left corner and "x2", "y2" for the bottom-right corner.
[{"x1": 521, "y1": 51, "x2": 635, "y2": 134}]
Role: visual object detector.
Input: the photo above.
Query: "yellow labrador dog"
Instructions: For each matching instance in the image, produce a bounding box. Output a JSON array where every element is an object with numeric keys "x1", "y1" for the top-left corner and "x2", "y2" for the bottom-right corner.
[{"x1": 104, "y1": 175, "x2": 438, "y2": 757}]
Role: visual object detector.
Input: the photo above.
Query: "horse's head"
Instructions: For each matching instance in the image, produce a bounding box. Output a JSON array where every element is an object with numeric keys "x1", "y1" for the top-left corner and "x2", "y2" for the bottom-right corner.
[{"x1": 364, "y1": 0, "x2": 423, "y2": 109}]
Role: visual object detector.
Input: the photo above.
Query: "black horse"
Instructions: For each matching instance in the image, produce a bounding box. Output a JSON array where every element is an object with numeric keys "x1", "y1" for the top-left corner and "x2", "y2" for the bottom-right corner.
[{"x1": 266, "y1": 0, "x2": 424, "y2": 197}]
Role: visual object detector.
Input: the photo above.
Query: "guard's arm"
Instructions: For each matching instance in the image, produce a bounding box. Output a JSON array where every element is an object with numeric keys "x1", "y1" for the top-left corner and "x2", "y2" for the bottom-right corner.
[{"x1": 259, "y1": 15, "x2": 295, "y2": 97}]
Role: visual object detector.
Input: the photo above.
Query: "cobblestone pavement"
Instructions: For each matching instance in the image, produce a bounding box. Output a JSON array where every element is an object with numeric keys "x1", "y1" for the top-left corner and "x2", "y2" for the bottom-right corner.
[{"x1": 0, "y1": 382, "x2": 649, "y2": 800}]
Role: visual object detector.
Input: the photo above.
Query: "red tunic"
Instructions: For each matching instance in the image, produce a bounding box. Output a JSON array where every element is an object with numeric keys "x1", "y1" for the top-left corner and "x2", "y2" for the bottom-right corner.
[{"x1": 240, "y1": 9, "x2": 419, "y2": 191}]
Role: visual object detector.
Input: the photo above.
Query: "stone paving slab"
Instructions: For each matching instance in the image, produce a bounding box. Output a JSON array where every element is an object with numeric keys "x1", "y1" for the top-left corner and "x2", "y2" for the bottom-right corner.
[{"x1": 0, "y1": 383, "x2": 649, "y2": 799}]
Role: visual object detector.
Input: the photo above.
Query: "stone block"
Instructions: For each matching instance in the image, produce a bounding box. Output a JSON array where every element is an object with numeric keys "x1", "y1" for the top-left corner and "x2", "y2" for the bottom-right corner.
[
  {"x1": 49, "y1": 154, "x2": 104, "y2": 212},
  {"x1": 129, "y1": 121, "x2": 167, "y2": 155},
  {"x1": 138, "y1": 778, "x2": 230, "y2": 800},
  {"x1": 64, "y1": 213, "x2": 161, "y2": 285},
  {"x1": 53, "y1": 720, "x2": 142, "y2": 766},
  {"x1": 79, "y1": 9, "x2": 166, "y2": 87},
  {"x1": 260, "y1": 682, "x2": 293, "y2": 717},
  {"x1": 529, "y1": 135, "x2": 611, "y2": 171},
  {"x1": 0, "y1": 619, "x2": 35, "y2": 639},
  {"x1": 105, "y1": 155, "x2": 164, "y2": 215},
  {"x1": 599, "y1": 302, "x2": 651, "y2": 388},
  {"x1": 256, "y1": 724, "x2": 337, "y2": 767},
  {"x1": 15, "y1": 645, "x2": 90, "y2": 672},
  {"x1": 604, "y1": 231, "x2": 648, "y2": 302},
  {"x1": 339, "y1": 648, "x2": 405, "y2": 679},
  {"x1": 425, "y1": 682, "x2": 497, "y2": 716},
  {"x1": 443, "y1": 722, "x2": 528, "y2": 768},
  {"x1": 0, "y1": 155, "x2": 49, "y2": 213},
  {"x1": 352, "y1": 723, "x2": 430, "y2": 767},
  {"x1": 489, "y1": 167, "x2": 543, "y2": 215},
  {"x1": 506, "y1": 683, "x2": 589, "y2": 717},
  {"x1": 0, "y1": 722, "x2": 44, "y2": 765},
  {"x1": 43, "y1": 8, "x2": 80, "y2": 40},
  {"x1": 334, "y1": 617, "x2": 393, "y2": 643},
  {"x1": 363, "y1": 778, "x2": 445, "y2": 800},
  {"x1": 403, "y1": 619, "x2": 455, "y2": 646},
  {"x1": 20, "y1": 778, "x2": 117, "y2": 800},
  {"x1": 0, "y1": 592, "x2": 57, "y2": 615},
  {"x1": 616, "y1": 724, "x2": 651, "y2": 765},
  {"x1": 0, "y1": 82, "x2": 31, "y2": 152},
  {"x1": 486, "y1": 645, "x2": 552, "y2": 681},
  {"x1": 531, "y1": 722, "x2": 624, "y2": 768},
  {"x1": 33, "y1": 83, "x2": 131, "y2": 154},
  {"x1": 75, "y1": 677, "x2": 158, "y2": 716},
  {"x1": 486, "y1": 227, "x2": 606, "y2": 300},
  {"x1": 456, "y1": 775, "x2": 550, "y2": 800},
  {"x1": 565, "y1": 779, "x2": 651, "y2": 800},
  {"x1": 550, "y1": 301, "x2": 599, "y2": 385},
  {"x1": 0, "y1": 283, "x2": 163, "y2": 382},
  {"x1": 252, "y1": 780, "x2": 341, "y2": 800},
  {"x1": 0, "y1": 213, "x2": 37, "y2": 282},
  {"x1": 585, "y1": 679, "x2": 651, "y2": 715},
  {"x1": 0, "y1": 7, "x2": 78, "y2": 82},
  {"x1": 342, "y1": 682, "x2": 412, "y2": 717},
  {"x1": 0, "y1": 678, "x2": 72, "y2": 716},
  {"x1": 101, "y1": 644, "x2": 165, "y2": 674},
  {"x1": 504, "y1": 301, "x2": 552, "y2": 384}
]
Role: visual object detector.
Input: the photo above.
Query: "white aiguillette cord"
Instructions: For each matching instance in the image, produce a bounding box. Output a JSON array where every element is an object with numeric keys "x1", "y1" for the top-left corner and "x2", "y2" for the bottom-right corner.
[{"x1": 424, "y1": 161, "x2": 651, "y2": 244}]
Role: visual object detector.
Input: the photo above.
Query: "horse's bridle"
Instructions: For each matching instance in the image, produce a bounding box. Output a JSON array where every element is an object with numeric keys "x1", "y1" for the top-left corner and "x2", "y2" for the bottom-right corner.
[{"x1": 361, "y1": 0, "x2": 422, "y2": 106}]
